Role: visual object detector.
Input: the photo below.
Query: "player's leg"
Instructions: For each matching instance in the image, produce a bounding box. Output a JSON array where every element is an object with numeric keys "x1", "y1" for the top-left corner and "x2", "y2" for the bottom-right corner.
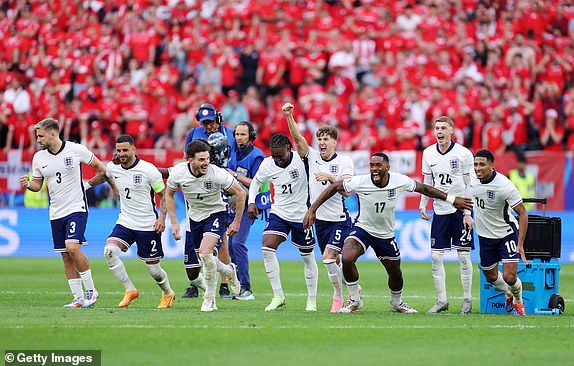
[
  {"x1": 452, "y1": 211, "x2": 474, "y2": 314},
  {"x1": 213, "y1": 242, "x2": 241, "y2": 297},
  {"x1": 378, "y1": 238, "x2": 417, "y2": 313},
  {"x1": 317, "y1": 220, "x2": 346, "y2": 312},
  {"x1": 262, "y1": 214, "x2": 288, "y2": 311},
  {"x1": 498, "y1": 233, "x2": 524, "y2": 315},
  {"x1": 428, "y1": 215, "x2": 449, "y2": 313},
  {"x1": 63, "y1": 213, "x2": 98, "y2": 307},
  {"x1": 292, "y1": 222, "x2": 318, "y2": 311},
  {"x1": 105, "y1": 225, "x2": 138, "y2": 307},
  {"x1": 480, "y1": 236, "x2": 514, "y2": 312},
  {"x1": 217, "y1": 234, "x2": 231, "y2": 298},
  {"x1": 52, "y1": 217, "x2": 83, "y2": 307},
  {"x1": 183, "y1": 226, "x2": 206, "y2": 294},
  {"x1": 135, "y1": 230, "x2": 175, "y2": 308},
  {"x1": 198, "y1": 234, "x2": 221, "y2": 312},
  {"x1": 228, "y1": 212, "x2": 254, "y2": 300},
  {"x1": 339, "y1": 235, "x2": 365, "y2": 313}
]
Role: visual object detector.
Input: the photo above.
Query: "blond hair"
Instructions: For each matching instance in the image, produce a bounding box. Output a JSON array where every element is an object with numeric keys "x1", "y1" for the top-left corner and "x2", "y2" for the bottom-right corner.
[{"x1": 34, "y1": 118, "x2": 60, "y2": 133}]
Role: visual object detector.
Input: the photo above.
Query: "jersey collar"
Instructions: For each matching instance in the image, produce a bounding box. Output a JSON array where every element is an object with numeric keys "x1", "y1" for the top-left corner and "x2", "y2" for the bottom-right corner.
[
  {"x1": 122, "y1": 156, "x2": 140, "y2": 170},
  {"x1": 322, "y1": 152, "x2": 338, "y2": 162},
  {"x1": 480, "y1": 170, "x2": 497, "y2": 184},
  {"x1": 435, "y1": 141, "x2": 455, "y2": 155},
  {"x1": 49, "y1": 141, "x2": 66, "y2": 155}
]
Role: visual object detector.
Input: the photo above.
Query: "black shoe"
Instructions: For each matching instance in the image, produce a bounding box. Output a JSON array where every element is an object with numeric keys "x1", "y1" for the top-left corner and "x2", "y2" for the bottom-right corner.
[
  {"x1": 182, "y1": 285, "x2": 198, "y2": 298},
  {"x1": 219, "y1": 283, "x2": 232, "y2": 299}
]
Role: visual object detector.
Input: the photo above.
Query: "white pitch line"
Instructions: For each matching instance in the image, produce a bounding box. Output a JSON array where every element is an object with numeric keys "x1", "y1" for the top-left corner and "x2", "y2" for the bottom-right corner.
[{"x1": 4, "y1": 324, "x2": 574, "y2": 330}]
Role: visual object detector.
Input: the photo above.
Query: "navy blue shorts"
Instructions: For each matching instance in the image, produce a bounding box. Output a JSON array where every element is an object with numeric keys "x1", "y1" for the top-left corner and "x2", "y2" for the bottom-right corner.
[
  {"x1": 184, "y1": 211, "x2": 227, "y2": 268},
  {"x1": 264, "y1": 213, "x2": 315, "y2": 250},
  {"x1": 430, "y1": 211, "x2": 474, "y2": 251},
  {"x1": 108, "y1": 224, "x2": 164, "y2": 262},
  {"x1": 315, "y1": 218, "x2": 351, "y2": 254},
  {"x1": 346, "y1": 226, "x2": 400, "y2": 261},
  {"x1": 50, "y1": 212, "x2": 88, "y2": 252},
  {"x1": 479, "y1": 232, "x2": 520, "y2": 270}
]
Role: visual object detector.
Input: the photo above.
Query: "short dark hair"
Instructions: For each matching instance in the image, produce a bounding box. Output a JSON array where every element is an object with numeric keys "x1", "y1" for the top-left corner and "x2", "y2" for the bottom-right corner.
[
  {"x1": 186, "y1": 139, "x2": 211, "y2": 158},
  {"x1": 270, "y1": 134, "x2": 292, "y2": 149},
  {"x1": 116, "y1": 134, "x2": 135, "y2": 145},
  {"x1": 316, "y1": 126, "x2": 338, "y2": 140},
  {"x1": 371, "y1": 152, "x2": 389, "y2": 163},
  {"x1": 475, "y1": 149, "x2": 495, "y2": 163}
]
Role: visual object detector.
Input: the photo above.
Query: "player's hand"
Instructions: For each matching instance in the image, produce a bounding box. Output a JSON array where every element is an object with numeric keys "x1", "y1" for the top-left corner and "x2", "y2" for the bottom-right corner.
[
  {"x1": 171, "y1": 223, "x2": 181, "y2": 241},
  {"x1": 19, "y1": 175, "x2": 29, "y2": 189},
  {"x1": 247, "y1": 203, "x2": 259, "y2": 220},
  {"x1": 154, "y1": 219, "x2": 166, "y2": 233},
  {"x1": 314, "y1": 172, "x2": 333, "y2": 184},
  {"x1": 453, "y1": 197, "x2": 473, "y2": 211},
  {"x1": 111, "y1": 186, "x2": 120, "y2": 200},
  {"x1": 420, "y1": 208, "x2": 432, "y2": 220},
  {"x1": 303, "y1": 210, "x2": 316, "y2": 230},
  {"x1": 517, "y1": 242, "x2": 529, "y2": 267},
  {"x1": 227, "y1": 221, "x2": 240, "y2": 237},
  {"x1": 112, "y1": 152, "x2": 120, "y2": 165},
  {"x1": 463, "y1": 214, "x2": 475, "y2": 230},
  {"x1": 282, "y1": 102, "x2": 294, "y2": 115}
]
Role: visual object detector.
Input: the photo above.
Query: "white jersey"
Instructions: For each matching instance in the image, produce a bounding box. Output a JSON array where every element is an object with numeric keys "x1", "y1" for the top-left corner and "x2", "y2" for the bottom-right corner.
[
  {"x1": 420, "y1": 142, "x2": 473, "y2": 215},
  {"x1": 31, "y1": 141, "x2": 93, "y2": 220},
  {"x1": 167, "y1": 162, "x2": 234, "y2": 223},
  {"x1": 470, "y1": 171, "x2": 523, "y2": 239},
  {"x1": 306, "y1": 147, "x2": 354, "y2": 222},
  {"x1": 344, "y1": 172, "x2": 416, "y2": 239},
  {"x1": 252, "y1": 151, "x2": 309, "y2": 222},
  {"x1": 106, "y1": 158, "x2": 165, "y2": 231}
]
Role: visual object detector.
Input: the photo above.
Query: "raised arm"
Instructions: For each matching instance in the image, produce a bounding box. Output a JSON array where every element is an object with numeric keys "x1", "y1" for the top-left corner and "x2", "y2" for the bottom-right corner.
[
  {"x1": 303, "y1": 180, "x2": 347, "y2": 229},
  {"x1": 414, "y1": 181, "x2": 473, "y2": 211},
  {"x1": 282, "y1": 102, "x2": 309, "y2": 158}
]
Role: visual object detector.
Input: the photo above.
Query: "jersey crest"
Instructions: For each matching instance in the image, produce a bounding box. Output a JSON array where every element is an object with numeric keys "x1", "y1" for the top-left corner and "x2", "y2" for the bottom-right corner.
[
  {"x1": 289, "y1": 169, "x2": 300, "y2": 180},
  {"x1": 487, "y1": 190, "x2": 496, "y2": 201},
  {"x1": 133, "y1": 174, "x2": 143, "y2": 185},
  {"x1": 204, "y1": 181, "x2": 213, "y2": 190},
  {"x1": 388, "y1": 188, "x2": 396, "y2": 199},
  {"x1": 449, "y1": 159, "x2": 460, "y2": 171},
  {"x1": 330, "y1": 164, "x2": 339, "y2": 174},
  {"x1": 64, "y1": 156, "x2": 74, "y2": 170}
]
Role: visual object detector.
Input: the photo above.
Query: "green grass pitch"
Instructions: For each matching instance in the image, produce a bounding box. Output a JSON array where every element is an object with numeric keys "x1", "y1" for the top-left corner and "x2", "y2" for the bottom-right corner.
[{"x1": 1, "y1": 258, "x2": 573, "y2": 366}]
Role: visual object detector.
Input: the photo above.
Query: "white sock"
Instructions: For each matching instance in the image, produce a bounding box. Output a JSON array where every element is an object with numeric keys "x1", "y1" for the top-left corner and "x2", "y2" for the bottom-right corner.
[
  {"x1": 458, "y1": 251, "x2": 473, "y2": 300},
  {"x1": 323, "y1": 259, "x2": 343, "y2": 300},
  {"x1": 104, "y1": 245, "x2": 136, "y2": 291},
  {"x1": 492, "y1": 271, "x2": 513, "y2": 297},
  {"x1": 215, "y1": 256, "x2": 233, "y2": 278},
  {"x1": 200, "y1": 253, "x2": 217, "y2": 301},
  {"x1": 68, "y1": 278, "x2": 84, "y2": 301},
  {"x1": 263, "y1": 248, "x2": 284, "y2": 298},
  {"x1": 390, "y1": 289, "x2": 403, "y2": 307},
  {"x1": 146, "y1": 263, "x2": 173, "y2": 296},
  {"x1": 431, "y1": 251, "x2": 447, "y2": 303},
  {"x1": 509, "y1": 277, "x2": 523, "y2": 304},
  {"x1": 346, "y1": 280, "x2": 361, "y2": 301},
  {"x1": 301, "y1": 250, "x2": 318, "y2": 303},
  {"x1": 79, "y1": 269, "x2": 96, "y2": 292},
  {"x1": 190, "y1": 272, "x2": 206, "y2": 291}
]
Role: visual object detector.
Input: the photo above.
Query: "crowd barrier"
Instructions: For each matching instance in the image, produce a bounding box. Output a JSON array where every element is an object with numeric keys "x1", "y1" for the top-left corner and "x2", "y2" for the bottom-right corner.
[{"x1": 2, "y1": 208, "x2": 573, "y2": 263}]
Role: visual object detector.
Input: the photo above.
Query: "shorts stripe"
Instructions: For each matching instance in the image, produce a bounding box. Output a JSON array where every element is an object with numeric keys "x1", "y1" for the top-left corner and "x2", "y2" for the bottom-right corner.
[
  {"x1": 184, "y1": 264, "x2": 201, "y2": 269},
  {"x1": 204, "y1": 232, "x2": 221, "y2": 240},
  {"x1": 107, "y1": 237, "x2": 130, "y2": 250},
  {"x1": 138, "y1": 255, "x2": 164, "y2": 262},
  {"x1": 292, "y1": 241, "x2": 315, "y2": 250},
  {"x1": 481, "y1": 262, "x2": 498, "y2": 271},
  {"x1": 264, "y1": 230, "x2": 288, "y2": 239},
  {"x1": 380, "y1": 256, "x2": 400, "y2": 261},
  {"x1": 325, "y1": 244, "x2": 342, "y2": 253},
  {"x1": 346, "y1": 235, "x2": 367, "y2": 254},
  {"x1": 54, "y1": 248, "x2": 66, "y2": 253}
]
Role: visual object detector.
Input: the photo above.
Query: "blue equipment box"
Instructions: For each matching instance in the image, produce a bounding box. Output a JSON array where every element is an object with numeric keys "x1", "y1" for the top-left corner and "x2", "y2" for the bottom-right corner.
[{"x1": 479, "y1": 258, "x2": 563, "y2": 315}]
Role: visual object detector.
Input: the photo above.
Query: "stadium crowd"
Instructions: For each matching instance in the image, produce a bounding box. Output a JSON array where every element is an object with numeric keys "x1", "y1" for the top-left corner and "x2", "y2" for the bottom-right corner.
[{"x1": 2, "y1": 0, "x2": 574, "y2": 156}]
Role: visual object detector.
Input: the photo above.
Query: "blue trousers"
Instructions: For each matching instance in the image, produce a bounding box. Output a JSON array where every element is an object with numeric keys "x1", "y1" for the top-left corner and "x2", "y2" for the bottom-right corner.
[{"x1": 228, "y1": 212, "x2": 254, "y2": 291}]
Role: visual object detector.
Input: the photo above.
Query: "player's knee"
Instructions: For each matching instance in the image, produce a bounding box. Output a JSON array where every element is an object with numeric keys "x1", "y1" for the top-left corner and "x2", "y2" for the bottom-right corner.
[
  {"x1": 503, "y1": 272, "x2": 517, "y2": 285},
  {"x1": 146, "y1": 262, "x2": 163, "y2": 281},
  {"x1": 431, "y1": 251, "x2": 444, "y2": 263},
  {"x1": 186, "y1": 267, "x2": 200, "y2": 281},
  {"x1": 457, "y1": 251, "x2": 471, "y2": 265},
  {"x1": 103, "y1": 245, "x2": 121, "y2": 266}
]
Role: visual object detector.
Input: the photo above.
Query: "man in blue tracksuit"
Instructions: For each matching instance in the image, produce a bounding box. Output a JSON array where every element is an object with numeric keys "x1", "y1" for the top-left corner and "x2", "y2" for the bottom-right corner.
[
  {"x1": 182, "y1": 103, "x2": 237, "y2": 299},
  {"x1": 226, "y1": 121, "x2": 267, "y2": 300}
]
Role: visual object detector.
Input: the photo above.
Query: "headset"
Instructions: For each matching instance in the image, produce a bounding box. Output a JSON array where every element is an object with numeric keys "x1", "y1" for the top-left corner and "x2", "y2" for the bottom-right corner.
[
  {"x1": 195, "y1": 103, "x2": 222, "y2": 124},
  {"x1": 235, "y1": 121, "x2": 256, "y2": 141}
]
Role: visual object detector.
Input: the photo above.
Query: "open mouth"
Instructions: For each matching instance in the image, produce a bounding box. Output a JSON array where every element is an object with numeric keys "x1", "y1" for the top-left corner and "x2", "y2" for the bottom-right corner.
[
  {"x1": 437, "y1": 134, "x2": 445, "y2": 142},
  {"x1": 371, "y1": 172, "x2": 381, "y2": 182}
]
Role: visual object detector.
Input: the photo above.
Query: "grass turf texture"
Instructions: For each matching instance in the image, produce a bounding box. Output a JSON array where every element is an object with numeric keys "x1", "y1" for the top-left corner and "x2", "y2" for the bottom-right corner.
[{"x1": 1, "y1": 258, "x2": 572, "y2": 366}]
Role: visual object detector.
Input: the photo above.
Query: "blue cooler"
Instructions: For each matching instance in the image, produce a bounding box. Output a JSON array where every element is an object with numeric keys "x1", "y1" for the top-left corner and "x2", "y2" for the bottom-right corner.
[
  {"x1": 479, "y1": 259, "x2": 563, "y2": 314},
  {"x1": 479, "y1": 198, "x2": 564, "y2": 315}
]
